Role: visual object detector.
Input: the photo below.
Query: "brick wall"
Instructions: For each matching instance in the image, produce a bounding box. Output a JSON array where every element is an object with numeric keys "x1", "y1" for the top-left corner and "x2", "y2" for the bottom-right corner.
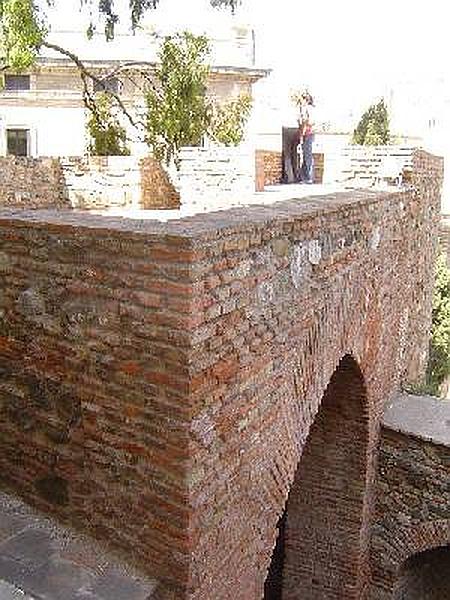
[
  {"x1": 371, "y1": 427, "x2": 450, "y2": 598},
  {"x1": 255, "y1": 150, "x2": 282, "y2": 190},
  {"x1": 0, "y1": 215, "x2": 194, "y2": 598},
  {"x1": 0, "y1": 157, "x2": 68, "y2": 209},
  {"x1": 140, "y1": 157, "x2": 180, "y2": 209},
  {"x1": 0, "y1": 149, "x2": 443, "y2": 599},
  {"x1": 255, "y1": 150, "x2": 323, "y2": 191}
]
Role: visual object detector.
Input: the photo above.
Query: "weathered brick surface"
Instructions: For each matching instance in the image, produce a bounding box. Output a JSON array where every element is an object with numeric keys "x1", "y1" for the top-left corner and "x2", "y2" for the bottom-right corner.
[
  {"x1": 255, "y1": 150, "x2": 323, "y2": 190},
  {"x1": 371, "y1": 427, "x2": 450, "y2": 599},
  {"x1": 0, "y1": 149, "x2": 443, "y2": 599},
  {"x1": 0, "y1": 157, "x2": 69, "y2": 209},
  {"x1": 255, "y1": 150, "x2": 283, "y2": 190},
  {"x1": 140, "y1": 157, "x2": 181, "y2": 209}
]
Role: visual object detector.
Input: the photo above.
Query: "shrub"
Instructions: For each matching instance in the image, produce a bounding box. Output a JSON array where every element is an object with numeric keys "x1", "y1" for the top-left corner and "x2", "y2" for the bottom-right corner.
[
  {"x1": 210, "y1": 93, "x2": 252, "y2": 146},
  {"x1": 352, "y1": 99, "x2": 390, "y2": 145},
  {"x1": 86, "y1": 92, "x2": 130, "y2": 156},
  {"x1": 426, "y1": 253, "x2": 450, "y2": 395}
]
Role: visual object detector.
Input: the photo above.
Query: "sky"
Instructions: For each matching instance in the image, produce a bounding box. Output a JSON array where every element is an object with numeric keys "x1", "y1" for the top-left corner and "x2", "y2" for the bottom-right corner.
[{"x1": 44, "y1": 0, "x2": 450, "y2": 137}]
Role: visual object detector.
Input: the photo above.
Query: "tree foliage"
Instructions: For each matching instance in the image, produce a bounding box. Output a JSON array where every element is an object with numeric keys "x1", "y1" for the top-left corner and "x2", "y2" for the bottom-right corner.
[
  {"x1": 0, "y1": 0, "x2": 46, "y2": 71},
  {"x1": 1, "y1": 0, "x2": 241, "y2": 71},
  {"x1": 352, "y1": 99, "x2": 390, "y2": 145},
  {"x1": 145, "y1": 31, "x2": 211, "y2": 166},
  {"x1": 86, "y1": 92, "x2": 130, "y2": 156},
  {"x1": 210, "y1": 92, "x2": 252, "y2": 146},
  {"x1": 426, "y1": 253, "x2": 450, "y2": 395}
]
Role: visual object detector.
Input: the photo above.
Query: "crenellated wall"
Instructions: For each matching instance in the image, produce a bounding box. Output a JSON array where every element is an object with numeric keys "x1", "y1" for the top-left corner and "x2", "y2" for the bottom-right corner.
[{"x1": 0, "y1": 150, "x2": 443, "y2": 599}]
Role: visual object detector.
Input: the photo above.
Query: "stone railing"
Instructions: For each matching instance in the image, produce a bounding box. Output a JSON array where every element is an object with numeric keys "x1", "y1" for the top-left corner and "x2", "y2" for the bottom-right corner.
[{"x1": 0, "y1": 148, "x2": 257, "y2": 212}]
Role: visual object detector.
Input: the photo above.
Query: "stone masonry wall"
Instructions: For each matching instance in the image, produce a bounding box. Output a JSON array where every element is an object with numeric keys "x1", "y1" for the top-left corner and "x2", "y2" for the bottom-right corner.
[
  {"x1": 60, "y1": 156, "x2": 141, "y2": 210},
  {"x1": 0, "y1": 150, "x2": 443, "y2": 599},
  {"x1": 183, "y1": 151, "x2": 441, "y2": 600},
  {"x1": 371, "y1": 427, "x2": 450, "y2": 598},
  {"x1": 0, "y1": 157, "x2": 69, "y2": 209},
  {"x1": 174, "y1": 146, "x2": 255, "y2": 210},
  {"x1": 0, "y1": 216, "x2": 195, "y2": 599}
]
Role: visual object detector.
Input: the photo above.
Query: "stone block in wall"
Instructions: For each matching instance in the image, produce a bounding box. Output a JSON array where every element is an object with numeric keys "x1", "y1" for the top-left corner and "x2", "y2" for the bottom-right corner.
[{"x1": 175, "y1": 146, "x2": 256, "y2": 210}]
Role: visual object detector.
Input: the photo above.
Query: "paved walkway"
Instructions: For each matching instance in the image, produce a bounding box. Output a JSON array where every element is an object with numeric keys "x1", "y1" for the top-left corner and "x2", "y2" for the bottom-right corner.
[
  {"x1": 0, "y1": 491, "x2": 157, "y2": 600},
  {"x1": 89, "y1": 182, "x2": 353, "y2": 222}
]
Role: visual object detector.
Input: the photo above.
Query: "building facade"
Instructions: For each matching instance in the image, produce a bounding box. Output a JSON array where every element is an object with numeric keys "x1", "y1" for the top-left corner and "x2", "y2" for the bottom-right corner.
[{"x1": 0, "y1": 28, "x2": 267, "y2": 158}]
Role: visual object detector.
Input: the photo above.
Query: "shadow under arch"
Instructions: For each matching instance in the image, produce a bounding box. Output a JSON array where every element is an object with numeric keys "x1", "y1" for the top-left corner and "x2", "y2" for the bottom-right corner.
[
  {"x1": 393, "y1": 544, "x2": 450, "y2": 599},
  {"x1": 264, "y1": 354, "x2": 370, "y2": 599}
]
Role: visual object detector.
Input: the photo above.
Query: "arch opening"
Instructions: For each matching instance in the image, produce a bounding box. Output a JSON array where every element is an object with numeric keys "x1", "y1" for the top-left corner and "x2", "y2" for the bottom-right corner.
[
  {"x1": 264, "y1": 355, "x2": 370, "y2": 599},
  {"x1": 393, "y1": 545, "x2": 450, "y2": 600}
]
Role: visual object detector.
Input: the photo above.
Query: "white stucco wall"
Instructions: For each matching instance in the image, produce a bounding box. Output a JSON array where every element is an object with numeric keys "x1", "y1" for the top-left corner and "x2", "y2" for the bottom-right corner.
[{"x1": 0, "y1": 106, "x2": 86, "y2": 157}]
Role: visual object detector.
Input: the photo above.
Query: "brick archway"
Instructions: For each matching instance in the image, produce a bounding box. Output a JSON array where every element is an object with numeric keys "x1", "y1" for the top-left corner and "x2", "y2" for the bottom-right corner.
[
  {"x1": 393, "y1": 544, "x2": 450, "y2": 599},
  {"x1": 264, "y1": 354, "x2": 370, "y2": 599},
  {"x1": 373, "y1": 520, "x2": 450, "y2": 598}
]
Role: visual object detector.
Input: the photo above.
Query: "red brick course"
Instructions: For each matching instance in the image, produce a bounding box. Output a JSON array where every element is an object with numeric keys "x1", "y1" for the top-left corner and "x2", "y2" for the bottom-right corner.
[{"x1": 0, "y1": 149, "x2": 443, "y2": 599}]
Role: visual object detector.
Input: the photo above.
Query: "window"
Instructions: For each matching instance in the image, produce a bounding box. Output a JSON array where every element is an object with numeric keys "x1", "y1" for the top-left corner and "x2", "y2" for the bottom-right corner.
[
  {"x1": 7, "y1": 129, "x2": 29, "y2": 157},
  {"x1": 4, "y1": 75, "x2": 31, "y2": 91},
  {"x1": 93, "y1": 77, "x2": 120, "y2": 94}
]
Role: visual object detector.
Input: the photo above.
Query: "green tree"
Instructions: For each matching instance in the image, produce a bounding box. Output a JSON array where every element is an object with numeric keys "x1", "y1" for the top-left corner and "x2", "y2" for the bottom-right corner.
[
  {"x1": 1, "y1": 0, "x2": 241, "y2": 71},
  {"x1": 87, "y1": 92, "x2": 130, "y2": 156},
  {"x1": 145, "y1": 32, "x2": 211, "y2": 166},
  {"x1": 210, "y1": 93, "x2": 253, "y2": 146},
  {"x1": 0, "y1": 0, "x2": 241, "y2": 129},
  {"x1": 352, "y1": 99, "x2": 390, "y2": 145},
  {"x1": 426, "y1": 254, "x2": 450, "y2": 395}
]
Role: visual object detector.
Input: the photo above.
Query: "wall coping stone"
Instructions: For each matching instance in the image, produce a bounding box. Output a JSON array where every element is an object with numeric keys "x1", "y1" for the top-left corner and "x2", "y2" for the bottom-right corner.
[
  {"x1": 383, "y1": 392, "x2": 450, "y2": 447},
  {"x1": 0, "y1": 188, "x2": 391, "y2": 239}
]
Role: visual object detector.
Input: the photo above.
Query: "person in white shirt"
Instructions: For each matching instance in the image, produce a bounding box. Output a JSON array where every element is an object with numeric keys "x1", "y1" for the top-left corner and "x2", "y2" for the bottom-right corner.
[{"x1": 298, "y1": 92, "x2": 315, "y2": 184}]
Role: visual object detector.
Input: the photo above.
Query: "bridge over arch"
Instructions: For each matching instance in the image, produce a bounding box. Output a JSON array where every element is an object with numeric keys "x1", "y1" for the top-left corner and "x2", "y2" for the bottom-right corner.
[{"x1": 0, "y1": 150, "x2": 443, "y2": 599}]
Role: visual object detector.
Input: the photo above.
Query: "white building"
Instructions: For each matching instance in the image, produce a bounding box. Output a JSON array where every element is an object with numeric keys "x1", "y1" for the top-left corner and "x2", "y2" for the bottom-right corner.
[{"x1": 0, "y1": 27, "x2": 267, "y2": 158}]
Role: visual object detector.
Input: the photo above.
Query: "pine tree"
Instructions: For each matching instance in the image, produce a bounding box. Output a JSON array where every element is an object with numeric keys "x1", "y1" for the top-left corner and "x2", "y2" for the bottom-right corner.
[{"x1": 352, "y1": 99, "x2": 390, "y2": 145}]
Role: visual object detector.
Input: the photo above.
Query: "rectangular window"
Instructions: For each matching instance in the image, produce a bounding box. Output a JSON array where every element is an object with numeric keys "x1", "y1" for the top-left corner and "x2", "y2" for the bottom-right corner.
[
  {"x1": 4, "y1": 75, "x2": 31, "y2": 91},
  {"x1": 93, "y1": 77, "x2": 120, "y2": 95},
  {"x1": 7, "y1": 129, "x2": 29, "y2": 157}
]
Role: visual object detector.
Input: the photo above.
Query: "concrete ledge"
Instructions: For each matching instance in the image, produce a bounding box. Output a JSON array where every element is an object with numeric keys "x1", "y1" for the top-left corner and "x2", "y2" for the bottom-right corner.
[{"x1": 383, "y1": 392, "x2": 450, "y2": 447}]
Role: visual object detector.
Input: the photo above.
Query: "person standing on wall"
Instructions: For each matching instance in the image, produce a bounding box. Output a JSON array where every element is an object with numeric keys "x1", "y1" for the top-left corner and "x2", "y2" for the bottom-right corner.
[{"x1": 299, "y1": 92, "x2": 315, "y2": 184}]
